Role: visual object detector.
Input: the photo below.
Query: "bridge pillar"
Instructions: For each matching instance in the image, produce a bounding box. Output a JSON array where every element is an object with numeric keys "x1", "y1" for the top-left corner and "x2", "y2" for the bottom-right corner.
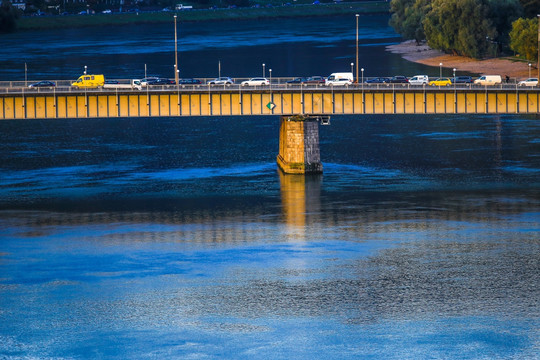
[{"x1": 277, "y1": 115, "x2": 323, "y2": 174}]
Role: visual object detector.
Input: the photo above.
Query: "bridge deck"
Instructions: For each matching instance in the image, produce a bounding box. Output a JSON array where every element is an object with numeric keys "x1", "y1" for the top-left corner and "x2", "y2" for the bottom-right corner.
[{"x1": 1, "y1": 87, "x2": 539, "y2": 119}]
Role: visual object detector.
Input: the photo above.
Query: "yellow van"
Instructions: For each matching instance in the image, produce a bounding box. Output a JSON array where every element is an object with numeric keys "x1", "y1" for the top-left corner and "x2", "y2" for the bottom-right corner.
[{"x1": 71, "y1": 74, "x2": 105, "y2": 88}]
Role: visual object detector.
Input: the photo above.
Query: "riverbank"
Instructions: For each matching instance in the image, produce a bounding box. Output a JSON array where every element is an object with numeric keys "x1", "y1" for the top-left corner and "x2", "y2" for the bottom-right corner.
[
  {"x1": 387, "y1": 40, "x2": 532, "y2": 79},
  {"x1": 16, "y1": 1, "x2": 389, "y2": 31}
]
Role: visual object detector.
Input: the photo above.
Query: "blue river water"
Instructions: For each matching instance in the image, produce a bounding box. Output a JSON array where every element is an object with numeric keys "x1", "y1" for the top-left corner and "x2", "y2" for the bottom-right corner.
[{"x1": 1, "y1": 14, "x2": 540, "y2": 359}]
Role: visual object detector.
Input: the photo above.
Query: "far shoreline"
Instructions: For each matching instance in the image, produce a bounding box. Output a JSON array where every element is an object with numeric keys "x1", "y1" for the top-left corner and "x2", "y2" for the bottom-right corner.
[{"x1": 387, "y1": 40, "x2": 532, "y2": 80}]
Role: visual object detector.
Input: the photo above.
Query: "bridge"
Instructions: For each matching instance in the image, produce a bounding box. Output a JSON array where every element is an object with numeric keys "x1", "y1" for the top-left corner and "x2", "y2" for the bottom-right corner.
[{"x1": 2, "y1": 82, "x2": 539, "y2": 174}]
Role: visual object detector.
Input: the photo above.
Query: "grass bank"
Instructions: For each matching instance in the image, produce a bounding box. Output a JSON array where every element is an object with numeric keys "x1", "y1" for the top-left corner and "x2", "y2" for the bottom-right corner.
[{"x1": 17, "y1": 1, "x2": 389, "y2": 31}]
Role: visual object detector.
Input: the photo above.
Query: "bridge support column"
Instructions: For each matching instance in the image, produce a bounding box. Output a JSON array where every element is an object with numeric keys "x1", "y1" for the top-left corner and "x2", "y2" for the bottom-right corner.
[{"x1": 277, "y1": 115, "x2": 323, "y2": 174}]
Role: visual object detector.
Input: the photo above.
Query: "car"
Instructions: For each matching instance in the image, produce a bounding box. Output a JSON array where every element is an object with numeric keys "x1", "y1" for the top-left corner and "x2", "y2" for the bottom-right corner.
[
  {"x1": 517, "y1": 78, "x2": 538, "y2": 87},
  {"x1": 241, "y1": 78, "x2": 270, "y2": 86},
  {"x1": 303, "y1": 76, "x2": 326, "y2": 85},
  {"x1": 208, "y1": 77, "x2": 234, "y2": 85},
  {"x1": 429, "y1": 77, "x2": 452, "y2": 86},
  {"x1": 452, "y1": 76, "x2": 473, "y2": 84},
  {"x1": 102, "y1": 9, "x2": 112, "y2": 14},
  {"x1": 28, "y1": 80, "x2": 56, "y2": 88},
  {"x1": 365, "y1": 77, "x2": 390, "y2": 84},
  {"x1": 140, "y1": 77, "x2": 159, "y2": 87},
  {"x1": 389, "y1": 76, "x2": 409, "y2": 83},
  {"x1": 287, "y1": 77, "x2": 307, "y2": 84},
  {"x1": 178, "y1": 78, "x2": 202, "y2": 85},
  {"x1": 147, "y1": 78, "x2": 175, "y2": 85}
]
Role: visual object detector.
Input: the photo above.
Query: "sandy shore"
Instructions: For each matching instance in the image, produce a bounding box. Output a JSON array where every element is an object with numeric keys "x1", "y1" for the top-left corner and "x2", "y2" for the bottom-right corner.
[{"x1": 386, "y1": 40, "x2": 533, "y2": 80}]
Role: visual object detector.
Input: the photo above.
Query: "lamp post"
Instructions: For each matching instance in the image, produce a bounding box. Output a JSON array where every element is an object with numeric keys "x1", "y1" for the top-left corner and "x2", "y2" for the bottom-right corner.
[
  {"x1": 262, "y1": 63, "x2": 265, "y2": 78},
  {"x1": 361, "y1": 68, "x2": 364, "y2": 84},
  {"x1": 269, "y1": 69, "x2": 272, "y2": 89},
  {"x1": 174, "y1": 15, "x2": 179, "y2": 85},
  {"x1": 537, "y1": 14, "x2": 539, "y2": 83},
  {"x1": 350, "y1": 62, "x2": 354, "y2": 76},
  {"x1": 439, "y1": 63, "x2": 442, "y2": 78},
  {"x1": 24, "y1": 62, "x2": 27, "y2": 87},
  {"x1": 84, "y1": 65, "x2": 87, "y2": 75},
  {"x1": 355, "y1": 14, "x2": 359, "y2": 84},
  {"x1": 145, "y1": 64, "x2": 147, "y2": 79},
  {"x1": 529, "y1": 63, "x2": 531, "y2": 78},
  {"x1": 453, "y1": 68, "x2": 456, "y2": 82},
  {"x1": 218, "y1": 60, "x2": 221, "y2": 78}
]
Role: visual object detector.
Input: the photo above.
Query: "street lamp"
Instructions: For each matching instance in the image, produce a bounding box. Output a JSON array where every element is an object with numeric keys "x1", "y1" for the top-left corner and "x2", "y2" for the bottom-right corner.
[
  {"x1": 24, "y1": 62, "x2": 27, "y2": 87},
  {"x1": 537, "y1": 14, "x2": 539, "y2": 83},
  {"x1": 355, "y1": 14, "x2": 359, "y2": 84},
  {"x1": 269, "y1": 69, "x2": 272, "y2": 89},
  {"x1": 453, "y1": 68, "x2": 456, "y2": 81},
  {"x1": 350, "y1": 62, "x2": 354, "y2": 76},
  {"x1": 439, "y1": 63, "x2": 442, "y2": 78},
  {"x1": 84, "y1": 65, "x2": 87, "y2": 75},
  {"x1": 262, "y1": 63, "x2": 265, "y2": 78},
  {"x1": 361, "y1": 68, "x2": 364, "y2": 84},
  {"x1": 174, "y1": 15, "x2": 179, "y2": 85},
  {"x1": 145, "y1": 64, "x2": 147, "y2": 79},
  {"x1": 529, "y1": 63, "x2": 531, "y2": 78},
  {"x1": 218, "y1": 60, "x2": 221, "y2": 78}
]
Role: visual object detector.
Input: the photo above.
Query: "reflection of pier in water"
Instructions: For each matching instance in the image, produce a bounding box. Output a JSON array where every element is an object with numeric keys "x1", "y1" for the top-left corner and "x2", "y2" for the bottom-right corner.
[{"x1": 5, "y1": 189, "x2": 538, "y2": 244}]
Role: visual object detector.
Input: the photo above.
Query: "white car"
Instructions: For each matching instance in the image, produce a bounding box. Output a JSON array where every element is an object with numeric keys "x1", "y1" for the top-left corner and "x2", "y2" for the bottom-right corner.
[
  {"x1": 207, "y1": 77, "x2": 234, "y2": 85},
  {"x1": 325, "y1": 78, "x2": 353, "y2": 86},
  {"x1": 241, "y1": 78, "x2": 270, "y2": 86},
  {"x1": 518, "y1": 78, "x2": 538, "y2": 87},
  {"x1": 408, "y1": 75, "x2": 429, "y2": 85}
]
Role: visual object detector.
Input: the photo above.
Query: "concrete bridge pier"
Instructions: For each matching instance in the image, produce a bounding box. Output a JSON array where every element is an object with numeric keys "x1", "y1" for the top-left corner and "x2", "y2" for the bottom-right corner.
[{"x1": 277, "y1": 115, "x2": 325, "y2": 174}]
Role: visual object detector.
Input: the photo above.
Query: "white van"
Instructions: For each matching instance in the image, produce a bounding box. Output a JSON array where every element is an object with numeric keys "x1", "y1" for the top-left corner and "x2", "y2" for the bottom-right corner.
[
  {"x1": 408, "y1": 75, "x2": 429, "y2": 85},
  {"x1": 325, "y1": 72, "x2": 353, "y2": 86},
  {"x1": 474, "y1": 75, "x2": 502, "y2": 86}
]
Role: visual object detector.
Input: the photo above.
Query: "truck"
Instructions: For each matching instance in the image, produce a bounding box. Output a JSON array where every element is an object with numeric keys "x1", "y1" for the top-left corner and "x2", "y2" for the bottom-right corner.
[
  {"x1": 71, "y1": 74, "x2": 105, "y2": 88},
  {"x1": 103, "y1": 79, "x2": 143, "y2": 91}
]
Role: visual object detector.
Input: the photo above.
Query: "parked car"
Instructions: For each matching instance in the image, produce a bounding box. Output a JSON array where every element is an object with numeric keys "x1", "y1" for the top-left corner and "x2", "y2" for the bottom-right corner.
[
  {"x1": 325, "y1": 72, "x2": 353, "y2": 86},
  {"x1": 452, "y1": 76, "x2": 473, "y2": 84},
  {"x1": 178, "y1": 78, "x2": 202, "y2": 85},
  {"x1": 241, "y1": 78, "x2": 270, "y2": 86},
  {"x1": 303, "y1": 76, "x2": 326, "y2": 85},
  {"x1": 429, "y1": 78, "x2": 452, "y2": 86},
  {"x1": 517, "y1": 78, "x2": 538, "y2": 87},
  {"x1": 389, "y1": 76, "x2": 409, "y2": 83},
  {"x1": 208, "y1": 77, "x2": 234, "y2": 85},
  {"x1": 28, "y1": 80, "x2": 56, "y2": 88},
  {"x1": 408, "y1": 75, "x2": 429, "y2": 85},
  {"x1": 287, "y1": 77, "x2": 307, "y2": 84},
  {"x1": 365, "y1": 77, "x2": 390, "y2": 84}
]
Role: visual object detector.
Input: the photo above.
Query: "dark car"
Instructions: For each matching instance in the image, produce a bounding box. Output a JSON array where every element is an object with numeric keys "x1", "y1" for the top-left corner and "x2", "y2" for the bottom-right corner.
[
  {"x1": 365, "y1": 77, "x2": 390, "y2": 84},
  {"x1": 178, "y1": 78, "x2": 202, "y2": 85},
  {"x1": 28, "y1": 80, "x2": 56, "y2": 88},
  {"x1": 452, "y1": 76, "x2": 473, "y2": 84},
  {"x1": 287, "y1": 77, "x2": 307, "y2": 84},
  {"x1": 303, "y1": 76, "x2": 326, "y2": 85},
  {"x1": 147, "y1": 78, "x2": 175, "y2": 86},
  {"x1": 389, "y1": 76, "x2": 409, "y2": 83}
]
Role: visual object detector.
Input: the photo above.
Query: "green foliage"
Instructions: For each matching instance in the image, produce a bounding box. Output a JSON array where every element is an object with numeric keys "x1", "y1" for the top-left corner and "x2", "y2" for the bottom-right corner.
[
  {"x1": 390, "y1": 0, "x2": 429, "y2": 42},
  {"x1": 486, "y1": 0, "x2": 522, "y2": 43},
  {"x1": 0, "y1": 0, "x2": 19, "y2": 33},
  {"x1": 509, "y1": 17, "x2": 538, "y2": 61}
]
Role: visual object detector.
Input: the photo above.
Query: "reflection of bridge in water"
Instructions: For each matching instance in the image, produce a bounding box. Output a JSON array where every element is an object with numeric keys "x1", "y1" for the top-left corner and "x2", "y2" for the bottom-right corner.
[{"x1": 2, "y1": 86, "x2": 539, "y2": 174}]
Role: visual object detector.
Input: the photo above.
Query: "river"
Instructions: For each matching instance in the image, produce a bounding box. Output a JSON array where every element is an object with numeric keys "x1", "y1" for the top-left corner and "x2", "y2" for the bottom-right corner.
[{"x1": 1, "y1": 14, "x2": 539, "y2": 359}]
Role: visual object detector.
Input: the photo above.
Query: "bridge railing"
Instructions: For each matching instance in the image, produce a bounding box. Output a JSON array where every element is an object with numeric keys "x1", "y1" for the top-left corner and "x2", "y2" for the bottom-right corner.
[{"x1": 1, "y1": 78, "x2": 539, "y2": 94}]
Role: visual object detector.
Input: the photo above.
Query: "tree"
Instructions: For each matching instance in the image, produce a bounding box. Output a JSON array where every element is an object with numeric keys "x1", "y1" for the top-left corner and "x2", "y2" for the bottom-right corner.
[
  {"x1": 486, "y1": 0, "x2": 522, "y2": 44},
  {"x1": 0, "y1": 0, "x2": 19, "y2": 33},
  {"x1": 519, "y1": 0, "x2": 540, "y2": 18},
  {"x1": 389, "y1": 0, "x2": 431, "y2": 43},
  {"x1": 509, "y1": 17, "x2": 538, "y2": 62},
  {"x1": 423, "y1": 0, "x2": 497, "y2": 58}
]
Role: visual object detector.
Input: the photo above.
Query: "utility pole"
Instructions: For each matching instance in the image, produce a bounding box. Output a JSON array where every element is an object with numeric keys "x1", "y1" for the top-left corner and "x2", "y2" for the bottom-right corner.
[
  {"x1": 355, "y1": 14, "x2": 359, "y2": 84},
  {"x1": 537, "y1": 14, "x2": 539, "y2": 83}
]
